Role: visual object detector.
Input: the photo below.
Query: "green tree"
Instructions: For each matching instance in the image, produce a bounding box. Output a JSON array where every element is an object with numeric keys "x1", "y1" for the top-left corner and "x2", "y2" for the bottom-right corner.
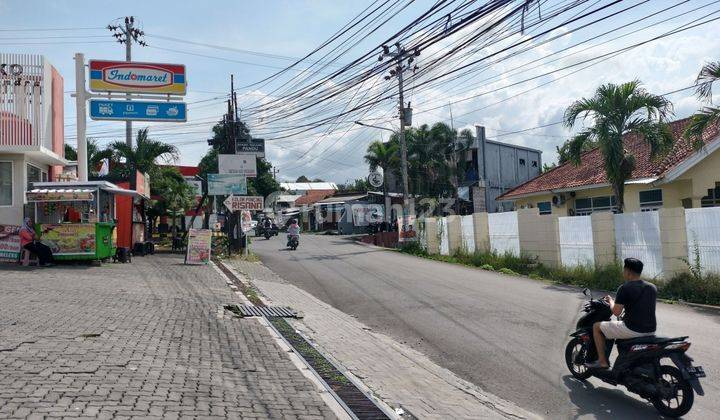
[
  {"x1": 148, "y1": 166, "x2": 196, "y2": 233},
  {"x1": 555, "y1": 137, "x2": 597, "y2": 165},
  {"x1": 564, "y1": 80, "x2": 673, "y2": 213},
  {"x1": 64, "y1": 139, "x2": 114, "y2": 177},
  {"x1": 684, "y1": 60, "x2": 720, "y2": 148},
  {"x1": 364, "y1": 140, "x2": 398, "y2": 221},
  {"x1": 108, "y1": 129, "x2": 178, "y2": 179},
  {"x1": 296, "y1": 175, "x2": 311, "y2": 182}
]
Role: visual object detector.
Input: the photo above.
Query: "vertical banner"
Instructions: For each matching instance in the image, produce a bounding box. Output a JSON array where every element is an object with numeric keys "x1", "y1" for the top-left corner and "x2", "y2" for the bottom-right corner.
[
  {"x1": 398, "y1": 215, "x2": 417, "y2": 243},
  {"x1": 185, "y1": 228, "x2": 211, "y2": 265},
  {"x1": 0, "y1": 225, "x2": 22, "y2": 261}
]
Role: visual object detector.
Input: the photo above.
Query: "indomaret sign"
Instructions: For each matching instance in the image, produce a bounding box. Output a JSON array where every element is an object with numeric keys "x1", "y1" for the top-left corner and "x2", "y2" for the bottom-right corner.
[{"x1": 88, "y1": 60, "x2": 187, "y2": 95}]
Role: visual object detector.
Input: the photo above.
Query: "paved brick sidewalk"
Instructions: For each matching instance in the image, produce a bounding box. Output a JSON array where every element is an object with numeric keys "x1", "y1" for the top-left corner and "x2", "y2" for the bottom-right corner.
[
  {"x1": 227, "y1": 260, "x2": 540, "y2": 420},
  {"x1": 0, "y1": 254, "x2": 336, "y2": 419}
]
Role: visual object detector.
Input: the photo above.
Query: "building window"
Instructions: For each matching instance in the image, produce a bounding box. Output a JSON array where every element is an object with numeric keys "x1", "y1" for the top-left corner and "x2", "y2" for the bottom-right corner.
[
  {"x1": 639, "y1": 189, "x2": 663, "y2": 211},
  {"x1": 0, "y1": 161, "x2": 12, "y2": 206},
  {"x1": 701, "y1": 185, "x2": 720, "y2": 207},
  {"x1": 538, "y1": 201, "x2": 551, "y2": 215},
  {"x1": 575, "y1": 195, "x2": 617, "y2": 216},
  {"x1": 519, "y1": 158, "x2": 526, "y2": 166},
  {"x1": 531, "y1": 160, "x2": 538, "y2": 167},
  {"x1": 27, "y1": 164, "x2": 41, "y2": 191}
]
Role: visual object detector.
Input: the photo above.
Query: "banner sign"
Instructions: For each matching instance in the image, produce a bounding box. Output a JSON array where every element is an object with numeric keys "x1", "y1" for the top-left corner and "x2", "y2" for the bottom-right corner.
[
  {"x1": 208, "y1": 174, "x2": 247, "y2": 195},
  {"x1": 236, "y1": 138, "x2": 265, "y2": 157},
  {"x1": 0, "y1": 224, "x2": 21, "y2": 261},
  {"x1": 89, "y1": 60, "x2": 187, "y2": 95},
  {"x1": 39, "y1": 224, "x2": 96, "y2": 255},
  {"x1": 89, "y1": 99, "x2": 187, "y2": 122},
  {"x1": 398, "y1": 215, "x2": 417, "y2": 243},
  {"x1": 185, "y1": 228, "x2": 211, "y2": 265},
  {"x1": 241, "y1": 210, "x2": 254, "y2": 233},
  {"x1": 218, "y1": 154, "x2": 257, "y2": 177},
  {"x1": 224, "y1": 195, "x2": 264, "y2": 212},
  {"x1": 26, "y1": 190, "x2": 94, "y2": 202}
]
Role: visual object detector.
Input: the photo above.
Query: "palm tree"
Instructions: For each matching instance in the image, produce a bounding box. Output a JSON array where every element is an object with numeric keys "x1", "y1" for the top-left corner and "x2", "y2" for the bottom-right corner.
[
  {"x1": 684, "y1": 61, "x2": 720, "y2": 148},
  {"x1": 364, "y1": 140, "x2": 398, "y2": 222},
  {"x1": 108, "y1": 128, "x2": 179, "y2": 179},
  {"x1": 63, "y1": 138, "x2": 114, "y2": 177},
  {"x1": 564, "y1": 80, "x2": 674, "y2": 213}
]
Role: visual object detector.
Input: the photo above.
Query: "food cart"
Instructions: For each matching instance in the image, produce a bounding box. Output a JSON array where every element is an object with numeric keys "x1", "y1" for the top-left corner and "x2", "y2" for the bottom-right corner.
[{"x1": 26, "y1": 181, "x2": 142, "y2": 261}]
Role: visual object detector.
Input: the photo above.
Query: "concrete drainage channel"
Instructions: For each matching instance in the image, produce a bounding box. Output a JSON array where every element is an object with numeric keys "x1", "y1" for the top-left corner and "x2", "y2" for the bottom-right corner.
[{"x1": 215, "y1": 260, "x2": 400, "y2": 420}]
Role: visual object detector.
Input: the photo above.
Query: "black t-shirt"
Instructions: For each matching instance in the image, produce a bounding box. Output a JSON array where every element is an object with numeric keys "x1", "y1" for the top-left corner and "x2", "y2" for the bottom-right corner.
[{"x1": 616, "y1": 280, "x2": 657, "y2": 333}]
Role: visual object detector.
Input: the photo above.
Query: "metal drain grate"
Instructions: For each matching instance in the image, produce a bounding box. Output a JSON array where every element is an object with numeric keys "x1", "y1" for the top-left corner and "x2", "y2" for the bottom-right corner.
[{"x1": 230, "y1": 305, "x2": 298, "y2": 318}]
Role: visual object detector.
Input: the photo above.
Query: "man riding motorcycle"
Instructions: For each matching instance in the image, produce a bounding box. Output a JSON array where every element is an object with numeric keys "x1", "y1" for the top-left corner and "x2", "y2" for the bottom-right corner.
[
  {"x1": 586, "y1": 257, "x2": 657, "y2": 369},
  {"x1": 286, "y1": 219, "x2": 300, "y2": 247}
]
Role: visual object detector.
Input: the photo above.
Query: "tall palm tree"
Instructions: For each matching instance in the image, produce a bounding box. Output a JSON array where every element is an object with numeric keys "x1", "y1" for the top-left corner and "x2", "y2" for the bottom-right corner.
[
  {"x1": 564, "y1": 80, "x2": 674, "y2": 213},
  {"x1": 63, "y1": 138, "x2": 114, "y2": 177},
  {"x1": 364, "y1": 140, "x2": 398, "y2": 222},
  {"x1": 108, "y1": 128, "x2": 179, "y2": 179},
  {"x1": 684, "y1": 60, "x2": 720, "y2": 148}
]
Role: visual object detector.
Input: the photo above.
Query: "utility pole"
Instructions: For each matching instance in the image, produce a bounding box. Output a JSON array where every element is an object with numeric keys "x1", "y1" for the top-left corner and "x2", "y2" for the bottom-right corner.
[
  {"x1": 108, "y1": 17, "x2": 146, "y2": 149},
  {"x1": 272, "y1": 167, "x2": 279, "y2": 181},
  {"x1": 380, "y1": 43, "x2": 420, "y2": 216}
]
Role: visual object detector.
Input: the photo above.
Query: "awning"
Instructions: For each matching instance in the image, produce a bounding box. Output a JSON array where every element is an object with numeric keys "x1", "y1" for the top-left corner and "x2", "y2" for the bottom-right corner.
[
  {"x1": 102, "y1": 186, "x2": 143, "y2": 197},
  {"x1": 26, "y1": 188, "x2": 94, "y2": 202}
]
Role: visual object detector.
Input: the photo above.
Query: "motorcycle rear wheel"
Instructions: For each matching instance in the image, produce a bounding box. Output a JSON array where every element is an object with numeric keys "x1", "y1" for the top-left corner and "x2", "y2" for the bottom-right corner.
[
  {"x1": 565, "y1": 338, "x2": 592, "y2": 380},
  {"x1": 652, "y1": 365, "x2": 694, "y2": 418}
]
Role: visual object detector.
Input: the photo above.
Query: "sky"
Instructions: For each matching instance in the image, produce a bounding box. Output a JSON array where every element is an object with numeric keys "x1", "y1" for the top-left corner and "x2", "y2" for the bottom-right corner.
[{"x1": 1, "y1": 0, "x2": 718, "y2": 184}]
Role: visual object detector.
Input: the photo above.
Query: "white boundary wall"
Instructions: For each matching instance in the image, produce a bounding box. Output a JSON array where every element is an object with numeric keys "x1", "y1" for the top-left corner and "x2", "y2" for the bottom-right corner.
[
  {"x1": 614, "y1": 211, "x2": 663, "y2": 279},
  {"x1": 439, "y1": 217, "x2": 450, "y2": 256},
  {"x1": 488, "y1": 212, "x2": 519, "y2": 256},
  {"x1": 685, "y1": 207, "x2": 720, "y2": 275},
  {"x1": 460, "y1": 215, "x2": 475, "y2": 253},
  {"x1": 559, "y1": 215, "x2": 594, "y2": 268}
]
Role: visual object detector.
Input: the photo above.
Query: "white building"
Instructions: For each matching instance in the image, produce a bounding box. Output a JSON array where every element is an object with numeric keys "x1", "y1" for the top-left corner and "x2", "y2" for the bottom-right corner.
[{"x1": 0, "y1": 53, "x2": 67, "y2": 225}]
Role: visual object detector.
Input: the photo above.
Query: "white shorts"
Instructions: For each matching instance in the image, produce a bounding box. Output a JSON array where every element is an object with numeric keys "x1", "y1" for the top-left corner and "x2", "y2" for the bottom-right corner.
[{"x1": 599, "y1": 321, "x2": 654, "y2": 340}]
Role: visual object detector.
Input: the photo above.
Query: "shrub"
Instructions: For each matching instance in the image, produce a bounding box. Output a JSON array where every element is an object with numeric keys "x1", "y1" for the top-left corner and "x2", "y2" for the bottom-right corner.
[
  {"x1": 480, "y1": 264, "x2": 494, "y2": 271},
  {"x1": 400, "y1": 241, "x2": 427, "y2": 256},
  {"x1": 661, "y1": 272, "x2": 720, "y2": 306},
  {"x1": 498, "y1": 268, "x2": 518, "y2": 276}
]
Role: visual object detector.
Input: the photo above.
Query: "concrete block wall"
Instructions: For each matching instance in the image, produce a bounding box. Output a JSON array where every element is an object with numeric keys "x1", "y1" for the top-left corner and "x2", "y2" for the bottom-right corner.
[
  {"x1": 591, "y1": 212, "x2": 616, "y2": 267},
  {"x1": 472, "y1": 212, "x2": 490, "y2": 253},
  {"x1": 517, "y1": 208, "x2": 561, "y2": 267},
  {"x1": 424, "y1": 217, "x2": 439, "y2": 254},
  {"x1": 446, "y1": 215, "x2": 462, "y2": 255},
  {"x1": 659, "y1": 208, "x2": 689, "y2": 278}
]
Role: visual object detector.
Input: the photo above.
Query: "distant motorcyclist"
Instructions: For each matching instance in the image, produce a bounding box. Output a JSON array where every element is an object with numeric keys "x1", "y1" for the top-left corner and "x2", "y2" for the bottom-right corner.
[{"x1": 286, "y1": 219, "x2": 300, "y2": 246}]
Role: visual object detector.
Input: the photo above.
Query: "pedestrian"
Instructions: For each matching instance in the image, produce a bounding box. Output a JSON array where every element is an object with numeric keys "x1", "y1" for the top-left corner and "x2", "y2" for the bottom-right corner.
[{"x1": 19, "y1": 217, "x2": 54, "y2": 266}]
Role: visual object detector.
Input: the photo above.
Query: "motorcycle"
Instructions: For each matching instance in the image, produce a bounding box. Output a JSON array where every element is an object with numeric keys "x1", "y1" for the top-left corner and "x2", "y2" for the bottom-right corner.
[
  {"x1": 256, "y1": 221, "x2": 279, "y2": 238},
  {"x1": 287, "y1": 235, "x2": 299, "y2": 251},
  {"x1": 565, "y1": 289, "x2": 705, "y2": 417}
]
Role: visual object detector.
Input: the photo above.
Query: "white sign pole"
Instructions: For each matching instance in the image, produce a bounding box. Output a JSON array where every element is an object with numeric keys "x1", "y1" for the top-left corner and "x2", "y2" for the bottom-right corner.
[{"x1": 73, "y1": 53, "x2": 88, "y2": 182}]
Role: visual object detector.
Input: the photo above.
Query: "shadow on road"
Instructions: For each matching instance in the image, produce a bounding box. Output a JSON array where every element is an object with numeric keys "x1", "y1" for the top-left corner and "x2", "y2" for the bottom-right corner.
[{"x1": 563, "y1": 375, "x2": 662, "y2": 419}]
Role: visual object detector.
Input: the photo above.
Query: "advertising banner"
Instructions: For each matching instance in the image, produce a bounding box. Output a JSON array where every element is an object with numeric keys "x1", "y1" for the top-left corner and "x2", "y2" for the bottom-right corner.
[
  {"x1": 0, "y1": 224, "x2": 21, "y2": 261},
  {"x1": 89, "y1": 99, "x2": 187, "y2": 122},
  {"x1": 235, "y1": 138, "x2": 265, "y2": 157},
  {"x1": 26, "y1": 191, "x2": 93, "y2": 202},
  {"x1": 89, "y1": 60, "x2": 186, "y2": 95},
  {"x1": 241, "y1": 210, "x2": 254, "y2": 233},
  {"x1": 398, "y1": 215, "x2": 417, "y2": 243},
  {"x1": 218, "y1": 154, "x2": 257, "y2": 177},
  {"x1": 39, "y1": 224, "x2": 96, "y2": 255},
  {"x1": 224, "y1": 195, "x2": 264, "y2": 212},
  {"x1": 208, "y1": 174, "x2": 247, "y2": 195},
  {"x1": 185, "y1": 228, "x2": 211, "y2": 265}
]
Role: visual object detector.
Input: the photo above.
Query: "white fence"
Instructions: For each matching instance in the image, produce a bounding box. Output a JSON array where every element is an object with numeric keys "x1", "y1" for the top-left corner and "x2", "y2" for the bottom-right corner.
[
  {"x1": 460, "y1": 215, "x2": 475, "y2": 253},
  {"x1": 685, "y1": 207, "x2": 720, "y2": 274},
  {"x1": 614, "y1": 211, "x2": 663, "y2": 279},
  {"x1": 488, "y1": 211, "x2": 519, "y2": 256},
  {"x1": 439, "y1": 217, "x2": 450, "y2": 256},
  {"x1": 558, "y1": 216, "x2": 594, "y2": 268}
]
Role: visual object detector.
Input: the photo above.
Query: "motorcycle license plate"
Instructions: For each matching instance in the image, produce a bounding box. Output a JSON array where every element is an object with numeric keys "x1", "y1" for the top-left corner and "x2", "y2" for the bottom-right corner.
[{"x1": 687, "y1": 366, "x2": 706, "y2": 378}]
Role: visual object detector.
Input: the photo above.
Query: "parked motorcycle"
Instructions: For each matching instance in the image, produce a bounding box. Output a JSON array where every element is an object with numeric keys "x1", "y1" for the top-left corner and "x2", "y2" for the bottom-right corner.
[
  {"x1": 565, "y1": 289, "x2": 705, "y2": 417},
  {"x1": 287, "y1": 235, "x2": 299, "y2": 251}
]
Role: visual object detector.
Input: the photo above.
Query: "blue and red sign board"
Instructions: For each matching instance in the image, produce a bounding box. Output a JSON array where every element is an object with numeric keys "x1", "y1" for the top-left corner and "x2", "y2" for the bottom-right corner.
[{"x1": 88, "y1": 60, "x2": 186, "y2": 95}]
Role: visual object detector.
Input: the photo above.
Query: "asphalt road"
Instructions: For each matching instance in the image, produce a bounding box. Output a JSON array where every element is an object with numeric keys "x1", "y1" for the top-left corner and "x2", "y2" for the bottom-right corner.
[{"x1": 252, "y1": 234, "x2": 720, "y2": 419}]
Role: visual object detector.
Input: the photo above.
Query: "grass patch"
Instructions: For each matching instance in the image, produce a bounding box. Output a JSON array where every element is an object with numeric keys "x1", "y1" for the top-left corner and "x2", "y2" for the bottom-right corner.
[{"x1": 399, "y1": 246, "x2": 720, "y2": 306}]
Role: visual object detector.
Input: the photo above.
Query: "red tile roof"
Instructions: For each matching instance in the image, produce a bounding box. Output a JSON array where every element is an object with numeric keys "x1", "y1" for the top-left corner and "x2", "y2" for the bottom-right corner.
[
  {"x1": 294, "y1": 190, "x2": 335, "y2": 206},
  {"x1": 498, "y1": 118, "x2": 720, "y2": 200}
]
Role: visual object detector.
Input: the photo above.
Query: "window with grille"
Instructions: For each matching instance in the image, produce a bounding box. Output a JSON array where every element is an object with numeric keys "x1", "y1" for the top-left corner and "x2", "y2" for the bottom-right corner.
[
  {"x1": 701, "y1": 185, "x2": 720, "y2": 207},
  {"x1": 639, "y1": 189, "x2": 663, "y2": 211},
  {"x1": 574, "y1": 195, "x2": 617, "y2": 215},
  {"x1": 538, "y1": 201, "x2": 551, "y2": 215}
]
